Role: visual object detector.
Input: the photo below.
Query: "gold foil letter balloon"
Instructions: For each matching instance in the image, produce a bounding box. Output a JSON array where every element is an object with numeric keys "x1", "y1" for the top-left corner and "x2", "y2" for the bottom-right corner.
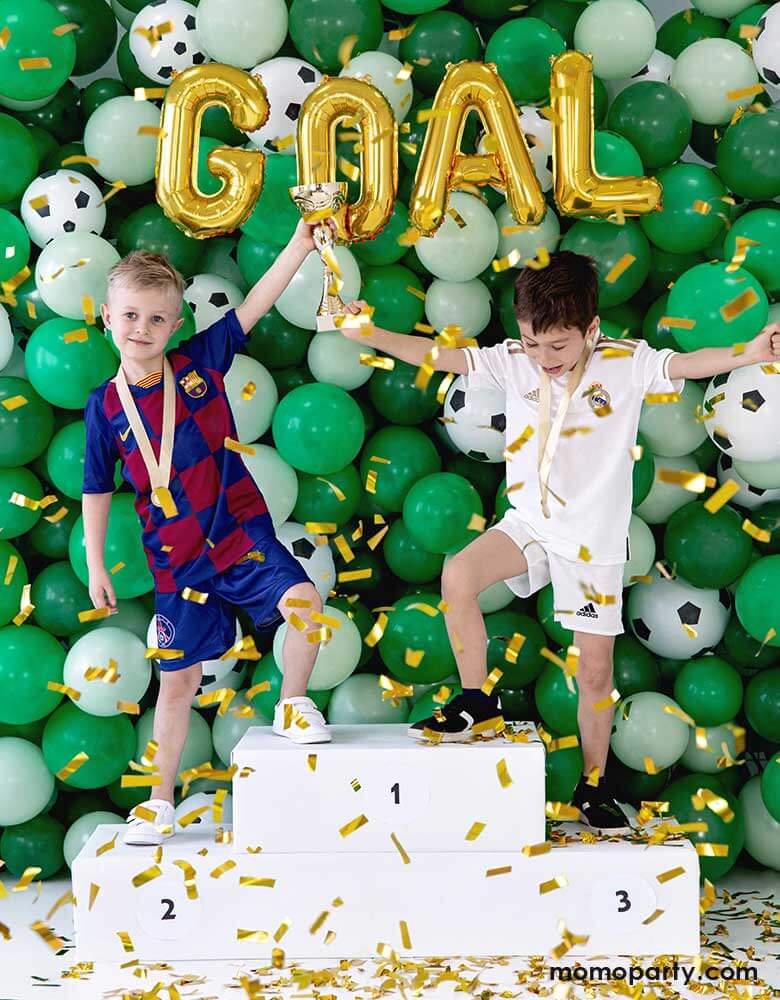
[
  {"x1": 551, "y1": 51, "x2": 661, "y2": 219},
  {"x1": 295, "y1": 76, "x2": 398, "y2": 242},
  {"x1": 409, "y1": 60, "x2": 546, "y2": 236},
  {"x1": 156, "y1": 64, "x2": 269, "y2": 239}
]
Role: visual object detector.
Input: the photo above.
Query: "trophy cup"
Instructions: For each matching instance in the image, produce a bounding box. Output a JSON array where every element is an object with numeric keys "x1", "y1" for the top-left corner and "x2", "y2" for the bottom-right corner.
[{"x1": 289, "y1": 181, "x2": 349, "y2": 332}]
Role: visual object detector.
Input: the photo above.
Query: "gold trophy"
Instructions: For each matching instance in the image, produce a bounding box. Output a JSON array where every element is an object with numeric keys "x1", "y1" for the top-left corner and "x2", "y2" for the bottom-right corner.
[{"x1": 289, "y1": 181, "x2": 349, "y2": 332}]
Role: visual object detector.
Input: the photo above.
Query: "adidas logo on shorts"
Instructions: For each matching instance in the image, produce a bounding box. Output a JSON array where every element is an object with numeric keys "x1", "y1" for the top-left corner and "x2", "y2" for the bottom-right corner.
[{"x1": 576, "y1": 603, "x2": 599, "y2": 618}]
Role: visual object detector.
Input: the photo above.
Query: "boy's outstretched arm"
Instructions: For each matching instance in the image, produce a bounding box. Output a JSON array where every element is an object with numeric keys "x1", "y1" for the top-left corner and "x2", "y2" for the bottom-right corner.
[
  {"x1": 338, "y1": 299, "x2": 469, "y2": 375},
  {"x1": 667, "y1": 322, "x2": 780, "y2": 380},
  {"x1": 234, "y1": 218, "x2": 335, "y2": 332}
]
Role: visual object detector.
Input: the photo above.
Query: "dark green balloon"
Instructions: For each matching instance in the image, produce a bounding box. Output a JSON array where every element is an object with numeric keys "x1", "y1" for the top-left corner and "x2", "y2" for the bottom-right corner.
[
  {"x1": 0, "y1": 541, "x2": 28, "y2": 627},
  {"x1": 42, "y1": 703, "x2": 136, "y2": 789},
  {"x1": 498, "y1": 685, "x2": 533, "y2": 720},
  {"x1": 607, "y1": 82, "x2": 692, "y2": 170},
  {"x1": 0, "y1": 814, "x2": 65, "y2": 879},
  {"x1": 484, "y1": 18, "x2": 565, "y2": 103},
  {"x1": 369, "y1": 359, "x2": 443, "y2": 425},
  {"x1": 25, "y1": 123, "x2": 58, "y2": 171},
  {"x1": 383, "y1": 519, "x2": 444, "y2": 584},
  {"x1": 81, "y1": 78, "x2": 129, "y2": 119},
  {"x1": 400, "y1": 96, "x2": 479, "y2": 175},
  {"x1": 723, "y1": 208, "x2": 780, "y2": 296},
  {"x1": 403, "y1": 472, "x2": 483, "y2": 555},
  {"x1": 749, "y1": 501, "x2": 780, "y2": 556},
  {"x1": 525, "y1": 0, "x2": 582, "y2": 46},
  {"x1": 445, "y1": 452, "x2": 503, "y2": 508},
  {"x1": 485, "y1": 609, "x2": 546, "y2": 688},
  {"x1": 716, "y1": 107, "x2": 780, "y2": 200},
  {"x1": 726, "y1": 4, "x2": 769, "y2": 49},
  {"x1": 43, "y1": 140, "x2": 102, "y2": 185},
  {"x1": 46, "y1": 0, "x2": 117, "y2": 76},
  {"x1": 293, "y1": 464, "x2": 362, "y2": 527},
  {"x1": 20, "y1": 80, "x2": 82, "y2": 144},
  {"x1": 116, "y1": 29, "x2": 158, "y2": 90},
  {"x1": 398, "y1": 11, "x2": 481, "y2": 94},
  {"x1": 688, "y1": 120, "x2": 719, "y2": 164},
  {"x1": 240, "y1": 154, "x2": 298, "y2": 246},
  {"x1": 665, "y1": 772, "x2": 744, "y2": 881},
  {"x1": 352, "y1": 201, "x2": 410, "y2": 267},
  {"x1": 0, "y1": 112, "x2": 39, "y2": 203},
  {"x1": 236, "y1": 234, "x2": 279, "y2": 287},
  {"x1": 546, "y1": 736, "x2": 583, "y2": 803},
  {"x1": 536, "y1": 583, "x2": 573, "y2": 647},
  {"x1": 607, "y1": 753, "x2": 670, "y2": 805},
  {"x1": 361, "y1": 265, "x2": 424, "y2": 334},
  {"x1": 535, "y1": 660, "x2": 579, "y2": 734},
  {"x1": 118, "y1": 203, "x2": 204, "y2": 278},
  {"x1": 0, "y1": 376, "x2": 54, "y2": 466},
  {"x1": 673, "y1": 654, "x2": 743, "y2": 727},
  {"x1": 744, "y1": 668, "x2": 780, "y2": 743},
  {"x1": 632, "y1": 432, "x2": 654, "y2": 508},
  {"x1": 645, "y1": 248, "x2": 705, "y2": 301},
  {"x1": 200, "y1": 103, "x2": 247, "y2": 147},
  {"x1": 272, "y1": 365, "x2": 314, "y2": 398},
  {"x1": 246, "y1": 307, "x2": 309, "y2": 370},
  {"x1": 613, "y1": 634, "x2": 659, "y2": 696},
  {"x1": 30, "y1": 561, "x2": 90, "y2": 636},
  {"x1": 761, "y1": 749, "x2": 780, "y2": 823},
  {"x1": 656, "y1": 10, "x2": 726, "y2": 58},
  {"x1": 360, "y1": 426, "x2": 441, "y2": 512},
  {"x1": 0, "y1": 717, "x2": 46, "y2": 743},
  {"x1": 379, "y1": 591, "x2": 457, "y2": 685},
  {"x1": 665, "y1": 501, "x2": 753, "y2": 588},
  {"x1": 641, "y1": 164, "x2": 727, "y2": 254},
  {"x1": 560, "y1": 219, "x2": 650, "y2": 308},
  {"x1": 289, "y1": 0, "x2": 383, "y2": 72},
  {"x1": 463, "y1": 0, "x2": 518, "y2": 19}
]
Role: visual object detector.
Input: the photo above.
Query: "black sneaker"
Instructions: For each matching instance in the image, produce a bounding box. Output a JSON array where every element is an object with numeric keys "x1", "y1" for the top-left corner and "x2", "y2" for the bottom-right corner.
[
  {"x1": 570, "y1": 776, "x2": 633, "y2": 834},
  {"x1": 407, "y1": 692, "x2": 504, "y2": 743}
]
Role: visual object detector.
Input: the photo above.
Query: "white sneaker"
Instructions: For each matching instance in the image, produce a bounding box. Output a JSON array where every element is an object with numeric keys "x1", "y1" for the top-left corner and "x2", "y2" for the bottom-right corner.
[
  {"x1": 273, "y1": 696, "x2": 331, "y2": 744},
  {"x1": 123, "y1": 798, "x2": 175, "y2": 846}
]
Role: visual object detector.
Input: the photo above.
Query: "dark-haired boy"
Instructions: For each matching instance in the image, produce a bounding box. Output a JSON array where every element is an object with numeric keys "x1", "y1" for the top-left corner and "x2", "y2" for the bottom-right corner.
[{"x1": 341, "y1": 250, "x2": 780, "y2": 833}]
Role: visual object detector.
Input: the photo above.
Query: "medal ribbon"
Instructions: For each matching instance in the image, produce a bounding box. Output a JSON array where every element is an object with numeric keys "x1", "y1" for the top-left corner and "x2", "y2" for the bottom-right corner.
[
  {"x1": 537, "y1": 332, "x2": 599, "y2": 518},
  {"x1": 114, "y1": 358, "x2": 179, "y2": 519}
]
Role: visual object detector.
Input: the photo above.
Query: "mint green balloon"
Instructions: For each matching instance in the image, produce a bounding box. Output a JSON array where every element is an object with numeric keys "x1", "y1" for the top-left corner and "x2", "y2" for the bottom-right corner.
[
  {"x1": 35, "y1": 233, "x2": 120, "y2": 320},
  {"x1": 275, "y1": 245, "x2": 361, "y2": 330},
  {"x1": 574, "y1": 0, "x2": 657, "y2": 80},
  {"x1": 212, "y1": 690, "x2": 270, "y2": 767},
  {"x1": 198, "y1": 0, "x2": 288, "y2": 69},
  {"x1": 734, "y1": 457, "x2": 780, "y2": 490},
  {"x1": 240, "y1": 443, "x2": 298, "y2": 526},
  {"x1": 610, "y1": 692, "x2": 690, "y2": 769},
  {"x1": 0, "y1": 737, "x2": 54, "y2": 826},
  {"x1": 83, "y1": 96, "x2": 162, "y2": 185},
  {"x1": 273, "y1": 605, "x2": 360, "y2": 690},
  {"x1": 623, "y1": 513, "x2": 655, "y2": 586},
  {"x1": 638, "y1": 381, "x2": 706, "y2": 458},
  {"x1": 740, "y1": 775, "x2": 780, "y2": 870},
  {"x1": 327, "y1": 673, "x2": 410, "y2": 723},
  {"x1": 64, "y1": 810, "x2": 123, "y2": 867},
  {"x1": 0, "y1": 466, "x2": 42, "y2": 538},
  {"x1": 26, "y1": 319, "x2": 117, "y2": 408},
  {"x1": 694, "y1": 0, "x2": 757, "y2": 12},
  {"x1": 635, "y1": 453, "x2": 701, "y2": 523},
  {"x1": 224, "y1": 355, "x2": 277, "y2": 442},
  {"x1": 64, "y1": 628, "x2": 151, "y2": 717},
  {"x1": 424, "y1": 278, "x2": 491, "y2": 339},
  {"x1": 72, "y1": 597, "x2": 150, "y2": 644},
  {"x1": 415, "y1": 192, "x2": 499, "y2": 281},
  {"x1": 494, "y1": 202, "x2": 560, "y2": 270},
  {"x1": 680, "y1": 721, "x2": 740, "y2": 773},
  {"x1": 340, "y1": 51, "x2": 413, "y2": 122},
  {"x1": 671, "y1": 38, "x2": 759, "y2": 124},
  {"x1": 308, "y1": 330, "x2": 375, "y2": 390},
  {"x1": 136, "y1": 707, "x2": 212, "y2": 788}
]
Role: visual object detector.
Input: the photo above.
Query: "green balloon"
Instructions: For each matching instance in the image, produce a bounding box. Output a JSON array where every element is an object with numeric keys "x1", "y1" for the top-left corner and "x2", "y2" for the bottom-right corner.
[
  {"x1": 0, "y1": 0, "x2": 76, "y2": 101},
  {"x1": 486, "y1": 610, "x2": 546, "y2": 688},
  {"x1": 289, "y1": 0, "x2": 383, "y2": 72},
  {"x1": 736, "y1": 556, "x2": 780, "y2": 648},
  {"x1": 0, "y1": 376, "x2": 54, "y2": 467},
  {"x1": 247, "y1": 309, "x2": 310, "y2": 369},
  {"x1": 328, "y1": 673, "x2": 409, "y2": 723},
  {"x1": 726, "y1": 4, "x2": 770, "y2": 50},
  {"x1": 200, "y1": 104, "x2": 247, "y2": 147},
  {"x1": 0, "y1": 540, "x2": 27, "y2": 626},
  {"x1": 0, "y1": 208, "x2": 29, "y2": 282},
  {"x1": 723, "y1": 208, "x2": 779, "y2": 297},
  {"x1": 680, "y1": 720, "x2": 739, "y2": 774},
  {"x1": 19, "y1": 80, "x2": 83, "y2": 145},
  {"x1": 360, "y1": 426, "x2": 441, "y2": 512},
  {"x1": 716, "y1": 107, "x2": 780, "y2": 200},
  {"x1": 560, "y1": 219, "x2": 650, "y2": 308},
  {"x1": 484, "y1": 18, "x2": 565, "y2": 103},
  {"x1": 0, "y1": 466, "x2": 42, "y2": 538},
  {"x1": 498, "y1": 685, "x2": 533, "y2": 720},
  {"x1": 546, "y1": 734, "x2": 583, "y2": 803},
  {"x1": 723, "y1": 613, "x2": 780, "y2": 673},
  {"x1": 248, "y1": 652, "x2": 330, "y2": 720},
  {"x1": 240, "y1": 154, "x2": 299, "y2": 247},
  {"x1": 632, "y1": 432, "x2": 654, "y2": 507},
  {"x1": 69, "y1": 493, "x2": 154, "y2": 599},
  {"x1": 607, "y1": 82, "x2": 692, "y2": 170},
  {"x1": 361, "y1": 265, "x2": 424, "y2": 334},
  {"x1": 0, "y1": 112, "x2": 39, "y2": 203},
  {"x1": 28, "y1": 503, "x2": 79, "y2": 561},
  {"x1": 237, "y1": 235, "x2": 279, "y2": 286},
  {"x1": 673, "y1": 655, "x2": 743, "y2": 726},
  {"x1": 47, "y1": 0, "x2": 117, "y2": 76},
  {"x1": 408, "y1": 682, "x2": 462, "y2": 725},
  {"x1": 400, "y1": 96, "x2": 479, "y2": 175},
  {"x1": 369, "y1": 359, "x2": 444, "y2": 425},
  {"x1": 403, "y1": 472, "x2": 483, "y2": 554},
  {"x1": 27, "y1": 319, "x2": 117, "y2": 409},
  {"x1": 0, "y1": 718, "x2": 46, "y2": 742},
  {"x1": 116, "y1": 29, "x2": 158, "y2": 90},
  {"x1": 352, "y1": 201, "x2": 411, "y2": 266},
  {"x1": 666, "y1": 261, "x2": 768, "y2": 350},
  {"x1": 63, "y1": 809, "x2": 124, "y2": 867},
  {"x1": 665, "y1": 501, "x2": 753, "y2": 588},
  {"x1": 272, "y1": 382, "x2": 365, "y2": 474},
  {"x1": 383, "y1": 520, "x2": 444, "y2": 583},
  {"x1": 42, "y1": 140, "x2": 102, "y2": 185},
  {"x1": 30, "y1": 561, "x2": 90, "y2": 637},
  {"x1": 741, "y1": 775, "x2": 780, "y2": 870},
  {"x1": 196, "y1": 135, "x2": 227, "y2": 197},
  {"x1": 536, "y1": 583, "x2": 574, "y2": 647},
  {"x1": 761, "y1": 751, "x2": 780, "y2": 823},
  {"x1": 613, "y1": 634, "x2": 659, "y2": 696},
  {"x1": 26, "y1": 123, "x2": 58, "y2": 170},
  {"x1": 81, "y1": 78, "x2": 130, "y2": 119},
  {"x1": 0, "y1": 624, "x2": 65, "y2": 723},
  {"x1": 749, "y1": 501, "x2": 780, "y2": 556},
  {"x1": 611, "y1": 692, "x2": 690, "y2": 769},
  {"x1": 608, "y1": 753, "x2": 670, "y2": 805},
  {"x1": 379, "y1": 592, "x2": 457, "y2": 684},
  {"x1": 641, "y1": 164, "x2": 727, "y2": 253},
  {"x1": 744, "y1": 667, "x2": 780, "y2": 742},
  {"x1": 293, "y1": 464, "x2": 361, "y2": 527},
  {"x1": 645, "y1": 249, "x2": 705, "y2": 301},
  {"x1": 118, "y1": 203, "x2": 204, "y2": 278},
  {"x1": 47, "y1": 420, "x2": 120, "y2": 501},
  {"x1": 382, "y1": 0, "x2": 447, "y2": 11},
  {"x1": 665, "y1": 772, "x2": 744, "y2": 880},
  {"x1": 398, "y1": 12, "x2": 481, "y2": 94},
  {"x1": 656, "y1": 10, "x2": 726, "y2": 58},
  {"x1": 525, "y1": 0, "x2": 582, "y2": 46},
  {"x1": 535, "y1": 661, "x2": 579, "y2": 734},
  {"x1": 593, "y1": 130, "x2": 643, "y2": 179},
  {"x1": 43, "y1": 703, "x2": 135, "y2": 788},
  {"x1": 0, "y1": 813, "x2": 65, "y2": 879}
]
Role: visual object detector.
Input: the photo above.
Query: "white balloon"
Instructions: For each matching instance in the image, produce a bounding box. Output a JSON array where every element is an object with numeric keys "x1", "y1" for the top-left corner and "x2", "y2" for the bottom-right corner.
[
  {"x1": 275, "y1": 520, "x2": 335, "y2": 601},
  {"x1": 129, "y1": 1, "x2": 209, "y2": 84},
  {"x1": 245, "y1": 56, "x2": 321, "y2": 154},
  {"x1": 717, "y1": 454, "x2": 780, "y2": 510},
  {"x1": 20, "y1": 170, "x2": 106, "y2": 248},
  {"x1": 240, "y1": 443, "x2": 298, "y2": 525},
  {"x1": 224, "y1": 354, "x2": 278, "y2": 442},
  {"x1": 480, "y1": 106, "x2": 554, "y2": 193},
  {"x1": 704, "y1": 363, "x2": 780, "y2": 462},
  {"x1": 184, "y1": 273, "x2": 243, "y2": 332},
  {"x1": 442, "y1": 375, "x2": 506, "y2": 463},
  {"x1": 64, "y1": 627, "x2": 151, "y2": 716},
  {"x1": 275, "y1": 246, "x2": 361, "y2": 330}
]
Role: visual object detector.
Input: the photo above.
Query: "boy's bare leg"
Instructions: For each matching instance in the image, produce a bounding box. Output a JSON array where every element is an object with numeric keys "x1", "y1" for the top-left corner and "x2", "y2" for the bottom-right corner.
[
  {"x1": 574, "y1": 631, "x2": 615, "y2": 779},
  {"x1": 152, "y1": 662, "x2": 203, "y2": 804},
  {"x1": 277, "y1": 581, "x2": 324, "y2": 700},
  {"x1": 440, "y1": 529, "x2": 530, "y2": 689}
]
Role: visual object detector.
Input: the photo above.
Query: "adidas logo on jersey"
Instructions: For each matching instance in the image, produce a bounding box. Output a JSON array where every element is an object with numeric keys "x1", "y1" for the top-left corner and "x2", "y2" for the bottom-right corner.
[
  {"x1": 523, "y1": 387, "x2": 539, "y2": 403},
  {"x1": 576, "y1": 603, "x2": 599, "y2": 618}
]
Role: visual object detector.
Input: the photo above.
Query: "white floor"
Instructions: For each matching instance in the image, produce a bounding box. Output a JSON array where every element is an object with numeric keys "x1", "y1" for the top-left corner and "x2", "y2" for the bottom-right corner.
[{"x1": 1, "y1": 861, "x2": 777, "y2": 1000}]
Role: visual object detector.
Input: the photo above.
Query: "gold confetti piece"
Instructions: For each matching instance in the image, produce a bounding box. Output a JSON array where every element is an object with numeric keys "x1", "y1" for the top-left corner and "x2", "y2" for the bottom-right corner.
[
  {"x1": 131, "y1": 865, "x2": 162, "y2": 888},
  {"x1": 540, "y1": 875, "x2": 568, "y2": 894},
  {"x1": 657, "y1": 468, "x2": 714, "y2": 493},
  {"x1": 0, "y1": 27, "x2": 9, "y2": 48},
  {"x1": 605, "y1": 254, "x2": 635, "y2": 284},
  {"x1": 339, "y1": 813, "x2": 368, "y2": 838},
  {"x1": 364, "y1": 611, "x2": 388, "y2": 647},
  {"x1": 704, "y1": 478, "x2": 740, "y2": 513},
  {"x1": 240, "y1": 876, "x2": 276, "y2": 888},
  {"x1": 45, "y1": 889, "x2": 75, "y2": 923},
  {"x1": 696, "y1": 842, "x2": 729, "y2": 857},
  {"x1": 338, "y1": 33, "x2": 359, "y2": 65},
  {"x1": 546, "y1": 801, "x2": 580, "y2": 821},
  {"x1": 721, "y1": 287, "x2": 760, "y2": 322},
  {"x1": 447, "y1": 205, "x2": 467, "y2": 228},
  {"x1": 663, "y1": 702, "x2": 695, "y2": 727},
  {"x1": 31, "y1": 920, "x2": 65, "y2": 951},
  {"x1": 2, "y1": 395, "x2": 27, "y2": 410},
  {"x1": 172, "y1": 859, "x2": 198, "y2": 899},
  {"x1": 388, "y1": 23, "x2": 416, "y2": 40},
  {"x1": 548, "y1": 735, "x2": 580, "y2": 752},
  {"x1": 117, "y1": 700, "x2": 140, "y2": 715},
  {"x1": 465, "y1": 821, "x2": 486, "y2": 841},
  {"x1": 645, "y1": 391, "x2": 681, "y2": 406},
  {"x1": 97, "y1": 179, "x2": 127, "y2": 206},
  {"x1": 95, "y1": 833, "x2": 117, "y2": 856},
  {"x1": 742, "y1": 518, "x2": 770, "y2": 543},
  {"x1": 13, "y1": 867, "x2": 41, "y2": 892},
  {"x1": 693, "y1": 199, "x2": 712, "y2": 215},
  {"x1": 592, "y1": 689, "x2": 620, "y2": 712},
  {"x1": 246, "y1": 681, "x2": 271, "y2": 702},
  {"x1": 56, "y1": 751, "x2": 89, "y2": 781},
  {"x1": 659, "y1": 315, "x2": 696, "y2": 330},
  {"x1": 526, "y1": 246, "x2": 551, "y2": 270},
  {"x1": 486, "y1": 865, "x2": 512, "y2": 877},
  {"x1": 19, "y1": 57, "x2": 52, "y2": 70},
  {"x1": 699, "y1": 878, "x2": 716, "y2": 914},
  {"x1": 698, "y1": 787, "x2": 735, "y2": 822},
  {"x1": 181, "y1": 586, "x2": 208, "y2": 604},
  {"x1": 726, "y1": 83, "x2": 764, "y2": 101},
  {"x1": 739, "y1": 22, "x2": 760, "y2": 38},
  {"x1": 224, "y1": 436, "x2": 256, "y2": 457},
  {"x1": 121, "y1": 773, "x2": 161, "y2": 788},
  {"x1": 237, "y1": 928, "x2": 270, "y2": 942},
  {"x1": 522, "y1": 841, "x2": 551, "y2": 857},
  {"x1": 496, "y1": 758, "x2": 512, "y2": 788},
  {"x1": 656, "y1": 865, "x2": 686, "y2": 883},
  {"x1": 395, "y1": 62, "x2": 413, "y2": 82},
  {"x1": 77, "y1": 606, "x2": 111, "y2": 623},
  {"x1": 177, "y1": 804, "x2": 210, "y2": 828},
  {"x1": 390, "y1": 831, "x2": 410, "y2": 864},
  {"x1": 642, "y1": 908, "x2": 665, "y2": 926},
  {"x1": 134, "y1": 86, "x2": 167, "y2": 99},
  {"x1": 147, "y1": 646, "x2": 185, "y2": 660},
  {"x1": 116, "y1": 930, "x2": 135, "y2": 953},
  {"x1": 338, "y1": 156, "x2": 360, "y2": 182}
]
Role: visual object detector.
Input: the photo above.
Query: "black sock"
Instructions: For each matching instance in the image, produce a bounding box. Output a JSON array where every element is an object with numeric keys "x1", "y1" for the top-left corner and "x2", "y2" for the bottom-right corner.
[{"x1": 462, "y1": 687, "x2": 499, "y2": 704}]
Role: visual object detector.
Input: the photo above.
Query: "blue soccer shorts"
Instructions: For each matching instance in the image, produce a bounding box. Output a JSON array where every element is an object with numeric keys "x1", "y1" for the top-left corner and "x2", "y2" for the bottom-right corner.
[{"x1": 153, "y1": 536, "x2": 311, "y2": 671}]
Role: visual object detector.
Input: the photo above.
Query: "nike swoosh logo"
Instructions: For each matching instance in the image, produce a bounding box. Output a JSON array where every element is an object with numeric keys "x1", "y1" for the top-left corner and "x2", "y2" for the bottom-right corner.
[{"x1": 119, "y1": 426, "x2": 131, "y2": 441}]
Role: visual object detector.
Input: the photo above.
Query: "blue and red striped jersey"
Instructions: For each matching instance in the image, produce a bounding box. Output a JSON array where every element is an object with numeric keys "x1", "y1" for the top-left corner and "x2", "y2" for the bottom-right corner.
[{"x1": 83, "y1": 309, "x2": 272, "y2": 593}]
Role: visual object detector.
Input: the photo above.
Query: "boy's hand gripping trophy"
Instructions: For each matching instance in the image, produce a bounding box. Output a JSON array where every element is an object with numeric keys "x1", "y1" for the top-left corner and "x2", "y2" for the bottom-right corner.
[{"x1": 289, "y1": 181, "x2": 349, "y2": 332}]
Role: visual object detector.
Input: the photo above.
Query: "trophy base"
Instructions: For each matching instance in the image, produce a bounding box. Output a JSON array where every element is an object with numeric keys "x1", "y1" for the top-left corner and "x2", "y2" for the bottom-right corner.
[{"x1": 315, "y1": 313, "x2": 343, "y2": 332}]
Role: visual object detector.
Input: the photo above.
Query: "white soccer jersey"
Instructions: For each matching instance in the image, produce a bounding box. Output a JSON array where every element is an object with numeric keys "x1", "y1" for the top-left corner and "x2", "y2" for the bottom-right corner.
[{"x1": 462, "y1": 331, "x2": 685, "y2": 564}]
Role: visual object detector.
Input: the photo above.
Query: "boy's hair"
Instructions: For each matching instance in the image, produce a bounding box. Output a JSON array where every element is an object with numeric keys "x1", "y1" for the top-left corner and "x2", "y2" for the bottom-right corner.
[
  {"x1": 107, "y1": 251, "x2": 184, "y2": 302},
  {"x1": 513, "y1": 250, "x2": 599, "y2": 335}
]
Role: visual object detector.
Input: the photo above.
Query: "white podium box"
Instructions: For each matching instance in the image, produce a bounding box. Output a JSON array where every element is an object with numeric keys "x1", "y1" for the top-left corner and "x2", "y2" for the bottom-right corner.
[
  {"x1": 230, "y1": 723, "x2": 547, "y2": 854},
  {"x1": 72, "y1": 824, "x2": 700, "y2": 961}
]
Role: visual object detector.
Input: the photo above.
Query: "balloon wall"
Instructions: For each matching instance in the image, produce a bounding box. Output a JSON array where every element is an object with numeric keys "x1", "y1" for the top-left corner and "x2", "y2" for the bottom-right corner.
[{"x1": 0, "y1": 0, "x2": 779, "y2": 886}]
